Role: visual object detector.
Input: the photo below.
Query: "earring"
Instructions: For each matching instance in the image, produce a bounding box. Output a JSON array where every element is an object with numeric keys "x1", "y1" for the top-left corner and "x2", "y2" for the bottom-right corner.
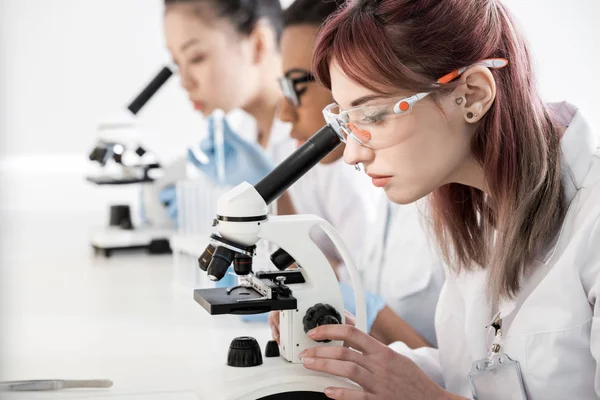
[
  {"x1": 355, "y1": 164, "x2": 362, "y2": 172},
  {"x1": 455, "y1": 98, "x2": 464, "y2": 105},
  {"x1": 467, "y1": 112, "x2": 479, "y2": 119}
]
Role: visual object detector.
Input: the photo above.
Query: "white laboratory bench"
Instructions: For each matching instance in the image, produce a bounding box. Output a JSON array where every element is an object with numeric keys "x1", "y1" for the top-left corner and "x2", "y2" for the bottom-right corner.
[{"x1": 0, "y1": 159, "x2": 272, "y2": 400}]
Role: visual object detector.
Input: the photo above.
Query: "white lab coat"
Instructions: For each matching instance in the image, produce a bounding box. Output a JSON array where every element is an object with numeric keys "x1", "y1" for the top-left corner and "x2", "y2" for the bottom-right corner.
[
  {"x1": 390, "y1": 102, "x2": 600, "y2": 399},
  {"x1": 227, "y1": 109, "x2": 377, "y2": 263},
  {"x1": 359, "y1": 192, "x2": 445, "y2": 347}
]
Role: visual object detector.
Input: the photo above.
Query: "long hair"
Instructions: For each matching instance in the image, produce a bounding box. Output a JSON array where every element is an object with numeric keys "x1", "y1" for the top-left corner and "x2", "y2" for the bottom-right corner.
[{"x1": 313, "y1": 0, "x2": 566, "y2": 300}]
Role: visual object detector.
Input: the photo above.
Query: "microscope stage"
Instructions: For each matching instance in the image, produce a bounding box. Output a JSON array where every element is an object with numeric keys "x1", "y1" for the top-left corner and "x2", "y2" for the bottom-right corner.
[
  {"x1": 194, "y1": 287, "x2": 297, "y2": 315},
  {"x1": 86, "y1": 175, "x2": 153, "y2": 185},
  {"x1": 91, "y1": 227, "x2": 173, "y2": 256}
]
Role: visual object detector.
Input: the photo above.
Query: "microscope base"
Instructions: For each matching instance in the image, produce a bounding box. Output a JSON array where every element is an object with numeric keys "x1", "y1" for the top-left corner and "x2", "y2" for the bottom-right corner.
[
  {"x1": 90, "y1": 226, "x2": 174, "y2": 257},
  {"x1": 197, "y1": 347, "x2": 360, "y2": 400}
]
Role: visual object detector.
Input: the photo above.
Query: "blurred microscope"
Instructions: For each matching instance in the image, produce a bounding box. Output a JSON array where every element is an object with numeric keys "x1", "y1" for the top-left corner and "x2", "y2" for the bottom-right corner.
[{"x1": 87, "y1": 65, "x2": 185, "y2": 257}]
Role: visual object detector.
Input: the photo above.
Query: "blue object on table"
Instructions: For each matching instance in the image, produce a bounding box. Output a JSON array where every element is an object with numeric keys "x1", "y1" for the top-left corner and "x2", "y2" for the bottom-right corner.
[
  {"x1": 160, "y1": 113, "x2": 275, "y2": 222},
  {"x1": 187, "y1": 114, "x2": 274, "y2": 186}
]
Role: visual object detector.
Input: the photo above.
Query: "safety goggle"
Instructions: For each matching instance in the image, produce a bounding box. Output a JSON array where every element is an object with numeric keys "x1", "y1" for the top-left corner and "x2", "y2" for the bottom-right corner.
[
  {"x1": 322, "y1": 58, "x2": 509, "y2": 149},
  {"x1": 278, "y1": 69, "x2": 316, "y2": 107}
]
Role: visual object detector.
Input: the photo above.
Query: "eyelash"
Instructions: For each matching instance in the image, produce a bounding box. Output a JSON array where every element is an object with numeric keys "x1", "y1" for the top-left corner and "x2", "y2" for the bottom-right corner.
[
  {"x1": 295, "y1": 87, "x2": 308, "y2": 97},
  {"x1": 361, "y1": 111, "x2": 388, "y2": 124},
  {"x1": 189, "y1": 55, "x2": 205, "y2": 64}
]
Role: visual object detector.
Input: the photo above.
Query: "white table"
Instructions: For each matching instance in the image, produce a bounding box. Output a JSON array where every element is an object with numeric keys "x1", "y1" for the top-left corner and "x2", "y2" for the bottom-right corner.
[{"x1": 0, "y1": 206, "x2": 271, "y2": 399}]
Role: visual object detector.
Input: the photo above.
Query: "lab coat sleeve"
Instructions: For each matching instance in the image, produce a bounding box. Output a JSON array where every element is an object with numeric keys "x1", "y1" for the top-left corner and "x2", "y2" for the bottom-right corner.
[
  {"x1": 388, "y1": 341, "x2": 444, "y2": 388},
  {"x1": 585, "y1": 212, "x2": 600, "y2": 397}
]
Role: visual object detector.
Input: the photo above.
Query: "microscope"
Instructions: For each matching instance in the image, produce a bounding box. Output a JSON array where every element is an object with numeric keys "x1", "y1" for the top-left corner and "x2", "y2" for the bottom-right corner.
[
  {"x1": 193, "y1": 124, "x2": 367, "y2": 399},
  {"x1": 87, "y1": 65, "x2": 185, "y2": 256}
]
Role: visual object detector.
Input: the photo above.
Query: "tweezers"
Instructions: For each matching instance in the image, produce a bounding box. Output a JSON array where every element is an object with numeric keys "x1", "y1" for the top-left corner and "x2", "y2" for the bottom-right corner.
[{"x1": 0, "y1": 379, "x2": 113, "y2": 391}]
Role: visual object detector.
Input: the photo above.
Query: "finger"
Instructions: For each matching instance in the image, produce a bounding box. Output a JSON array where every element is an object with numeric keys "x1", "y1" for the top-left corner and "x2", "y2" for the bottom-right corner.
[
  {"x1": 302, "y1": 357, "x2": 375, "y2": 392},
  {"x1": 342, "y1": 313, "x2": 355, "y2": 349},
  {"x1": 268, "y1": 312, "x2": 280, "y2": 344},
  {"x1": 308, "y1": 324, "x2": 383, "y2": 355},
  {"x1": 300, "y1": 346, "x2": 377, "y2": 375},
  {"x1": 344, "y1": 311, "x2": 356, "y2": 327},
  {"x1": 324, "y1": 387, "x2": 366, "y2": 400}
]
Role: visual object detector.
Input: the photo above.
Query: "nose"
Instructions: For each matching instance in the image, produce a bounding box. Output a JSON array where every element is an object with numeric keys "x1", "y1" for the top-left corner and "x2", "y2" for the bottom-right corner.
[
  {"x1": 343, "y1": 136, "x2": 373, "y2": 166},
  {"x1": 278, "y1": 98, "x2": 297, "y2": 123},
  {"x1": 178, "y1": 67, "x2": 196, "y2": 92}
]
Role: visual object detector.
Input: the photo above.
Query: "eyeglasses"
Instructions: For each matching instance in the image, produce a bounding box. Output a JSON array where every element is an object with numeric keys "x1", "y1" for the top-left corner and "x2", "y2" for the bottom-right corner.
[
  {"x1": 279, "y1": 69, "x2": 316, "y2": 107},
  {"x1": 322, "y1": 58, "x2": 509, "y2": 149}
]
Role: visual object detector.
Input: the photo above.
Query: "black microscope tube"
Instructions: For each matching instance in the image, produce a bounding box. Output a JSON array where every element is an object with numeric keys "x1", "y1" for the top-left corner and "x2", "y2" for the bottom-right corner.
[
  {"x1": 254, "y1": 125, "x2": 341, "y2": 205},
  {"x1": 127, "y1": 66, "x2": 173, "y2": 115}
]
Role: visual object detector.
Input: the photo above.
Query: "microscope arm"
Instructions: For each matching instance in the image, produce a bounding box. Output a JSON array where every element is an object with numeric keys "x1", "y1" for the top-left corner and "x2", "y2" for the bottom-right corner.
[{"x1": 316, "y1": 220, "x2": 367, "y2": 333}]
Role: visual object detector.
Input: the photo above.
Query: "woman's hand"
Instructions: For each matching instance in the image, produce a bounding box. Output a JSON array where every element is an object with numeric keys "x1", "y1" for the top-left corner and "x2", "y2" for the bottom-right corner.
[
  {"x1": 269, "y1": 311, "x2": 356, "y2": 345},
  {"x1": 268, "y1": 311, "x2": 281, "y2": 344},
  {"x1": 299, "y1": 324, "x2": 452, "y2": 400}
]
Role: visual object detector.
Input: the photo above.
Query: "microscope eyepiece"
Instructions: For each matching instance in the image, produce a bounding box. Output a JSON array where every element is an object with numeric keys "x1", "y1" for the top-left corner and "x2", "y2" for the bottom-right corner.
[
  {"x1": 207, "y1": 246, "x2": 236, "y2": 281},
  {"x1": 254, "y1": 124, "x2": 341, "y2": 205}
]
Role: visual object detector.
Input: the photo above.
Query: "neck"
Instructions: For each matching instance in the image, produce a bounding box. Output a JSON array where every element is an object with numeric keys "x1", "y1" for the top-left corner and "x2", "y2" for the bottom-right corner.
[
  {"x1": 243, "y1": 55, "x2": 282, "y2": 149},
  {"x1": 453, "y1": 157, "x2": 488, "y2": 195}
]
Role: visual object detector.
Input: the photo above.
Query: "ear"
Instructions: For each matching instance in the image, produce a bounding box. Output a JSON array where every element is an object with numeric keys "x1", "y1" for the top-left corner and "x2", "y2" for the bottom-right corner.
[
  {"x1": 248, "y1": 19, "x2": 277, "y2": 65},
  {"x1": 451, "y1": 65, "x2": 497, "y2": 124}
]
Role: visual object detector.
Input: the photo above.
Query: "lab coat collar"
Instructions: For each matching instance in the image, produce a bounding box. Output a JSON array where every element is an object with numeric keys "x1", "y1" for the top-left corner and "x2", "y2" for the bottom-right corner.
[{"x1": 550, "y1": 102, "x2": 599, "y2": 204}]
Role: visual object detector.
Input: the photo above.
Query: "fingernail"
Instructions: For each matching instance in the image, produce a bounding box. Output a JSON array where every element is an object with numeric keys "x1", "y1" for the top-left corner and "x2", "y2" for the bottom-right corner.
[
  {"x1": 307, "y1": 329, "x2": 316, "y2": 338},
  {"x1": 324, "y1": 388, "x2": 336, "y2": 398},
  {"x1": 298, "y1": 350, "x2": 307, "y2": 359},
  {"x1": 302, "y1": 357, "x2": 314, "y2": 365}
]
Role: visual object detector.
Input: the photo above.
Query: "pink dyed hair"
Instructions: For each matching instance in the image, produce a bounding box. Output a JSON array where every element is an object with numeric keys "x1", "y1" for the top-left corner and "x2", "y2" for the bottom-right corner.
[{"x1": 314, "y1": 0, "x2": 566, "y2": 300}]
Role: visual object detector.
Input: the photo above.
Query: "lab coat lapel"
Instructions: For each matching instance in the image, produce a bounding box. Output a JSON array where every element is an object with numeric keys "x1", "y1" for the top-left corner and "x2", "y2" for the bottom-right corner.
[{"x1": 457, "y1": 268, "x2": 494, "y2": 361}]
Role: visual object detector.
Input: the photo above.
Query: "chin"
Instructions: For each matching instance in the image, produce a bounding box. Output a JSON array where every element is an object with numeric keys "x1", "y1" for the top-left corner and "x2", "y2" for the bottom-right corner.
[{"x1": 384, "y1": 185, "x2": 426, "y2": 205}]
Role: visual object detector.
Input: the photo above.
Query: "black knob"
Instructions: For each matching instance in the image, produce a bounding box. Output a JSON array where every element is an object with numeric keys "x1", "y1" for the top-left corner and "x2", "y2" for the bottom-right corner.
[
  {"x1": 113, "y1": 152, "x2": 123, "y2": 164},
  {"x1": 270, "y1": 248, "x2": 296, "y2": 271},
  {"x1": 303, "y1": 303, "x2": 342, "y2": 343},
  {"x1": 108, "y1": 205, "x2": 133, "y2": 230},
  {"x1": 265, "y1": 340, "x2": 280, "y2": 358},
  {"x1": 207, "y1": 246, "x2": 236, "y2": 281},
  {"x1": 227, "y1": 336, "x2": 263, "y2": 367}
]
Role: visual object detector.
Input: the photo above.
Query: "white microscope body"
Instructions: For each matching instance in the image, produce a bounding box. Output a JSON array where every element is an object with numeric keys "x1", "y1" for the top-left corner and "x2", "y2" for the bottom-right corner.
[{"x1": 193, "y1": 125, "x2": 367, "y2": 399}]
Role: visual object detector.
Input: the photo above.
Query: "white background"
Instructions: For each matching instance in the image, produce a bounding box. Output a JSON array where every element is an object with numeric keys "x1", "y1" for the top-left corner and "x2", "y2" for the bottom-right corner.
[
  {"x1": 0, "y1": 0, "x2": 598, "y2": 161},
  {"x1": 0, "y1": 3, "x2": 597, "y2": 396}
]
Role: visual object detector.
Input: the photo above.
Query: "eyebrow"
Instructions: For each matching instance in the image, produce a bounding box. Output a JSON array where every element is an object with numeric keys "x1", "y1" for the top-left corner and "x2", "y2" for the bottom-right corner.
[
  {"x1": 333, "y1": 94, "x2": 386, "y2": 109},
  {"x1": 180, "y1": 38, "x2": 200, "y2": 52},
  {"x1": 350, "y1": 94, "x2": 385, "y2": 107}
]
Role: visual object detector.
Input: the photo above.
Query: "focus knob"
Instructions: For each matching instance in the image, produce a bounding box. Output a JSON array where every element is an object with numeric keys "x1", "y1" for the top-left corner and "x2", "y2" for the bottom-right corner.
[
  {"x1": 265, "y1": 340, "x2": 280, "y2": 358},
  {"x1": 227, "y1": 336, "x2": 263, "y2": 368},
  {"x1": 303, "y1": 303, "x2": 342, "y2": 343}
]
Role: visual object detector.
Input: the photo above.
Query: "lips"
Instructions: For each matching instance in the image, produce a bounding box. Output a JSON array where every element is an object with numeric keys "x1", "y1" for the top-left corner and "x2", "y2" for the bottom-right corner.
[
  {"x1": 193, "y1": 101, "x2": 205, "y2": 112},
  {"x1": 368, "y1": 174, "x2": 393, "y2": 188}
]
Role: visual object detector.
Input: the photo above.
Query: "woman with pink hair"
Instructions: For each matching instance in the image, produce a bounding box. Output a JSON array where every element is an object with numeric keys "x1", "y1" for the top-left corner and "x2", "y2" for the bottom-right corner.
[{"x1": 291, "y1": 0, "x2": 600, "y2": 398}]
